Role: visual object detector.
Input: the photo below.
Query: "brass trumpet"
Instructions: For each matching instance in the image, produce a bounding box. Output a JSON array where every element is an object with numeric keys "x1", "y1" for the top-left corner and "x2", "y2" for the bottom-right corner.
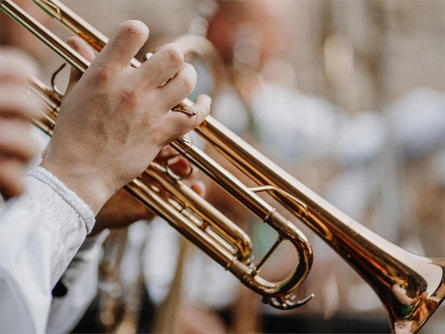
[{"x1": 1, "y1": 1, "x2": 443, "y2": 332}]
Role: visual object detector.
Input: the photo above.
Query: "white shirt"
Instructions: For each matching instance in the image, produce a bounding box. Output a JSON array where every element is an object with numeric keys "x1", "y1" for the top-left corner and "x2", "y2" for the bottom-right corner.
[
  {"x1": 0, "y1": 166, "x2": 95, "y2": 333},
  {"x1": 47, "y1": 230, "x2": 108, "y2": 333}
]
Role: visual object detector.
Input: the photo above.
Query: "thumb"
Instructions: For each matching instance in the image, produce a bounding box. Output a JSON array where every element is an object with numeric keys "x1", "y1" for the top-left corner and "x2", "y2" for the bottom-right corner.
[{"x1": 65, "y1": 37, "x2": 96, "y2": 95}]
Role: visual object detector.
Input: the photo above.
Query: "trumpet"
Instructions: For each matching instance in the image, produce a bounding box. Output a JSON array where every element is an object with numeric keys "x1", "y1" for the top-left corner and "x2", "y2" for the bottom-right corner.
[{"x1": 1, "y1": 0, "x2": 444, "y2": 332}]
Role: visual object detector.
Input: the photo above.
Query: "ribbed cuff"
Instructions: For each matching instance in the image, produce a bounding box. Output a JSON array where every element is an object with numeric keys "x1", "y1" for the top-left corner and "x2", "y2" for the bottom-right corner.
[{"x1": 27, "y1": 166, "x2": 95, "y2": 234}]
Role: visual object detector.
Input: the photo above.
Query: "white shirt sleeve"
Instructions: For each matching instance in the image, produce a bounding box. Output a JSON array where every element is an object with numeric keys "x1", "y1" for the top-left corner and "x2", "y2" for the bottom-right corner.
[
  {"x1": 46, "y1": 231, "x2": 108, "y2": 333},
  {"x1": 0, "y1": 166, "x2": 95, "y2": 333}
]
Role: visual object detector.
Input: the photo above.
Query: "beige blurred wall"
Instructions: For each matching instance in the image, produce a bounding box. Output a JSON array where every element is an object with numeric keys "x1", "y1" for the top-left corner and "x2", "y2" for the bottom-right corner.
[{"x1": 288, "y1": 0, "x2": 445, "y2": 111}]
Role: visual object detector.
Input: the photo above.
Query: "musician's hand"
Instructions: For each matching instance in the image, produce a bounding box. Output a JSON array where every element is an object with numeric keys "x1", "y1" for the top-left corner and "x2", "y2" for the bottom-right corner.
[
  {"x1": 91, "y1": 146, "x2": 206, "y2": 236},
  {"x1": 0, "y1": 48, "x2": 39, "y2": 200},
  {"x1": 40, "y1": 21, "x2": 211, "y2": 214},
  {"x1": 62, "y1": 38, "x2": 206, "y2": 234}
]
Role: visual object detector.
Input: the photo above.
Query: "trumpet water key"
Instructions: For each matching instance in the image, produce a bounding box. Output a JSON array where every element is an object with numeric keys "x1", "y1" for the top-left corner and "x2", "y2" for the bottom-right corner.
[{"x1": 1, "y1": 0, "x2": 444, "y2": 332}]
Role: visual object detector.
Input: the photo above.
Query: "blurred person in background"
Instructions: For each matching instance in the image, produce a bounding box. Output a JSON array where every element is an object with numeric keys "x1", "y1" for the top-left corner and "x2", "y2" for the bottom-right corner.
[{"x1": 0, "y1": 50, "x2": 39, "y2": 201}]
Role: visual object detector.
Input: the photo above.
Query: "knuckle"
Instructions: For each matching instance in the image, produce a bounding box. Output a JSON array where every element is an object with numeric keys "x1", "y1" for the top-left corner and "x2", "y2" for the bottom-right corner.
[
  {"x1": 180, "y1": 65, "x2": 197, "y2": 94},
  {"x1": 0, "y1": 132, "x2": 7, "y2": 146},
  {"x1": 0, "y1": 125, "x2": 12, "y2": 142},
  {"x1": 91, "y1": 66, "x2": 112, "y2": 86},
  {"x1": 180, "y1": 74, "x2": 195, "y2": 95},
  {"x1": 0, "y1": 64, "x2": 27, "y2": 83},
  {"x1": 140, "y1": 75, "x2": 154, "y2": 88},
  {"x1": 192, "y1": 116, "x2": 202, "y2": 128},
  {"x1": 119, "y1": 86, "x2": 138, "y2": 106},
  {"x1": 119, "y1": 20, "x2": 149, "y2": 37},
  {"x1": 164, "y1": 44, "x2": 184, "y2": 66},
  {"x1": 0, "y1": 51, "x2": 37, "y2": 79}
]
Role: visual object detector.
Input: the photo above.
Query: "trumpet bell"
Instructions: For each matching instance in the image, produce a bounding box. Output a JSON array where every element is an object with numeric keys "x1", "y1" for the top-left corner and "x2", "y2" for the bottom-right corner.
[{"x1": 374, "y1": 253, "x2": 444, "y2": 333}]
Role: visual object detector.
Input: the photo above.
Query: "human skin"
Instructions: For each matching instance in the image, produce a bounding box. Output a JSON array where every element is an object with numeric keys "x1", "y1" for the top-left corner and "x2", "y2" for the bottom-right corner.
[
  {"x1": 40, "y1": 20, "x2": 211, "y2": 214},
  {"x1": 62, "y1": 36, "x2": 206, "y2": 235},
  {"x1": 0, "y1": 48, "x2": 39, "y2": 200}
]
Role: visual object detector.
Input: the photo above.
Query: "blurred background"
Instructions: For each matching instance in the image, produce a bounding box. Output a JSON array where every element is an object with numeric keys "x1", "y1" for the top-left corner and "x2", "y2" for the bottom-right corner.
[{"x1": 4, "y1": 0, "x2": 444, "y2": 333}]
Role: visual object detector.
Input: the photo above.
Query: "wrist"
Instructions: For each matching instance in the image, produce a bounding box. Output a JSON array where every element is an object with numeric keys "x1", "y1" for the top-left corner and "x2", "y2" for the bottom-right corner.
[{"x1": 40, "y1": 158, "x2": 114, "y2": 214}]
